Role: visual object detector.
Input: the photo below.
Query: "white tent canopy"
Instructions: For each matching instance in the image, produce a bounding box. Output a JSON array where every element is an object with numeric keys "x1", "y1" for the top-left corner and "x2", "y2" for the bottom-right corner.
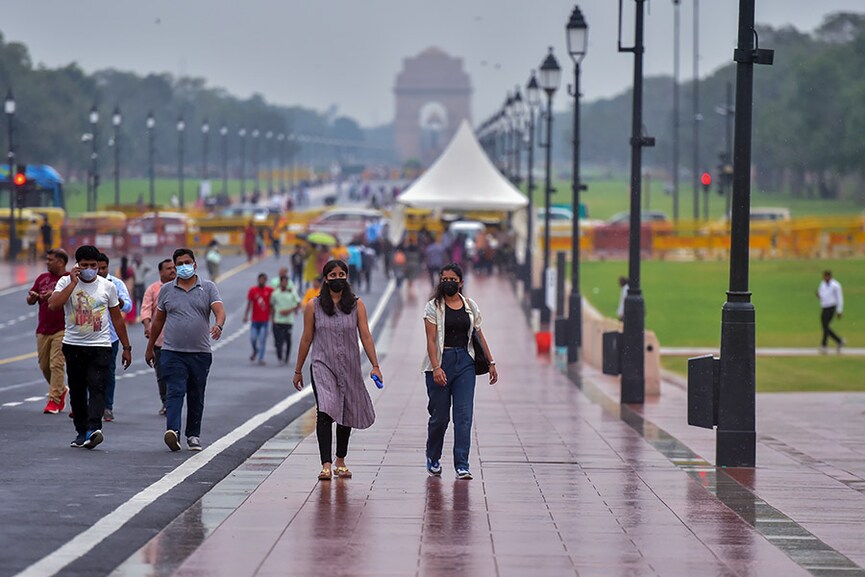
[{"x1": 397, "y1": 120, "x2": 529, "y2": 211}]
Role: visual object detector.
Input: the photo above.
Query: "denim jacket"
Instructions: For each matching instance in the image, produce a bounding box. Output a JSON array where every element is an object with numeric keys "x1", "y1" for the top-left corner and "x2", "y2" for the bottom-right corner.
[{"x1": 422, "y1": 294, "x2": 482, "y2": 373}]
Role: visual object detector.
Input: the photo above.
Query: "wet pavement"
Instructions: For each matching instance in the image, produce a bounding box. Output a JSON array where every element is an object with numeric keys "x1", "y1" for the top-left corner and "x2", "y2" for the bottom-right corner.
[{"x1": 112, "y1": 275, "x2": 865, "y2": 577}]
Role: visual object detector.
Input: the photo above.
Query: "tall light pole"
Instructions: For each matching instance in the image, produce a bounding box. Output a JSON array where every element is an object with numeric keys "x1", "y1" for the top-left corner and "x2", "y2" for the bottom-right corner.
[
  {"x1": 112, "y1": 107, "x2": 122, "y2": 206},
  {"x1": 277, "y1": 133, "x2": 286, "y2": 194},
  {"x1": 672, "y1": 0, "x2": 681, "y2": 223},
  {"x1": 503, "y1": 93, "x2": 514, "y2": 179},
  {"x1": 252, "y1": 128, "x2": 260, "y2": 198},
  {"x1": 511, "y1": 89, "x2": 524, "y2": 185},
  {"x1": 266, "y1": 130, "x2": 274, "y2": 197},
  {"x1": 89, "y1": 104, "x2": 99, "y2": 211},
  {"x1": 566, "y1": 5, "x2": 588, "y2": 364},
  {"x1": 147, "y1": 111, "x2": 155, "y2": 207},
  {"x1": 693, "y1": 0, "x2": 701, "y2": 221},
  {"x1": 220, "y1": 124, "x2": 228, "y2": 197},
  {"x1": 201, "y1": 118, "x2": 210, "y2": 185},
  {"x1": 538, "y1": 47, "x2": 561, "y2": 328},
  {"x1": 238, "y1": 127, "x2": 247, "y2": 202},
  {"x1": 5, "y1": 89, "x2": 16, "y2": 261},
  {"x1": 177, "y1": 116, "x2": 186, "y2": 208},
  {"x1": 619, "y1": 0, "x2": 655, "y2": 403},
  {"x1": 524, "y1": 71, "x2": 540, "y2": 300},
  {"x1": 715, "y1": 82, "x2": 735, "y2": 217}
]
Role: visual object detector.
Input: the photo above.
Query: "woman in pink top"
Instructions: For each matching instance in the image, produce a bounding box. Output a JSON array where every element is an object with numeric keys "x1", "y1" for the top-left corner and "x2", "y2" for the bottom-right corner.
[{"x1": 140, "y1": 259, "x2": 176, "y2": 414}]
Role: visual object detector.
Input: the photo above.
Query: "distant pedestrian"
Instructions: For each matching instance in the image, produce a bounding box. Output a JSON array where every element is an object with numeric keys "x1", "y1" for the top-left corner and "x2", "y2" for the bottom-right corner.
[
  {"x1": 40, "y1": 217, "x2": 53, "y2": 251},
  {"x1": 145, "y1": 248, "x2": 226, "y2": 452},
  {"x1": 302, "y1": 277, "x2": 322, "y2": 307},
  {"x1": 205, "y1": 240, "x2": 222, "y2": 280},
  {"x1": 27, "y1": 248, "x2": 69, "y2": 414},
  {"x1": 270, "y1": 227, "x2": 281, "y2": 258},
  {"x1": 244, "y1": 273, "x2": 273, "y2": 365},
  {"x1": 141, "y1": 259, "x2": 177, "y2": 415},
  {"x1": 97, "y1": 252, "x2": 133, "y2": 422},
  {"x1": 130, "y1": 254, "x2": 151, "y2": 320},
  {"x1": 361, "y1": 244, "x2": 376, "y2": 292},
  {"x1": 817, "y1": 270, "x2": 845, "y2": 352},
  {"x1": 422, "y1": 263, "x2": 497, "y2": 480},
  {"x1": 271, "y1": 275, "x2": 301, "y2": 364},
  {"x1": 617, "y1": 276, "x2": 629, "y2": 322},
  {"x1": 243, "y1": 222, "x2": 256, "y2": 262},
  {"x1": 347, "y1": 241, "x2": 363, "y2": 287},
  {"x1": 48, "y1": 245, "x2": 132, "y2": 450},
  {"x1": 424, "y1": 240, "x2": 447, "y2": 288},
  {"x1": 293, "y1": 260, "x2": 382, "y2": 481},
  {"x1": 290, "y1": 245, "x2": 305, "y2": 288}
]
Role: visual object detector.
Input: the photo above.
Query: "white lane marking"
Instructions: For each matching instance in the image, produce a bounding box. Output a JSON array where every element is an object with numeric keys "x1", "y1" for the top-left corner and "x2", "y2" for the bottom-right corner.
[
  {"x1": 0, "y1": 379, "x2": 44, "y2": 393},
  {"x1": 0, "y1": 284, "x2": 29, "y2": 297},
  {"x1": 24, "y1": 396, "x2": 44, "y2": 402},
  {"x1": 2, "y1": 402, "x2": 23, "y2": 407},
  {"x1": 13, "y1": 275, "x2": 395, "y2": 577}
]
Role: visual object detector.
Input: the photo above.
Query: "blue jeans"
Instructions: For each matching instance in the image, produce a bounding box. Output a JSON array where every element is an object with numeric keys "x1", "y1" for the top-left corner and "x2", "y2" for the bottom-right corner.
[
  {"x1": 250, "y1": 321, "x2": 268, "y2": 361},
  {"x1": 159, "y1": 350, "x2": 212, "y2": 438},
  {"x1": 425, "y1": 347, "x2": 476, "y2": 471},
  {"x1": 105, "y1": 340, "x2": 119, "y2": 410}
]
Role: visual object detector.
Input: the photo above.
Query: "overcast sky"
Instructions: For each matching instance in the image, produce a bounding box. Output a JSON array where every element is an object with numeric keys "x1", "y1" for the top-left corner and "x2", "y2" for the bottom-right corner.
[{"x1": 5, "y1": 1, "x2": 863, "y2": 127}]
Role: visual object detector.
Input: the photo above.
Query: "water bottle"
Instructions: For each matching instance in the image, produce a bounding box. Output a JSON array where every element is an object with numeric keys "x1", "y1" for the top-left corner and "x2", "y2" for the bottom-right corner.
[{"x1": 371, "y1": 374, "x2": 384, "y2": 389}]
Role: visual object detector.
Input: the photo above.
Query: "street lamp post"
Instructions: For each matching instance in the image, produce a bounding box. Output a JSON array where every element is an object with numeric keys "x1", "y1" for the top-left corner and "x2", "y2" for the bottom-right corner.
[
  {"x1": 693, "y1": 0, "x2": 702, "y2": 221},
  {"x1": 619, "y1": 0, "x2": 655, "y2": 403},
  {"x1": 5, "y1": 89, "x2": 16, "y2": 261},
  {"x1": 716, "y1": 82, "x2": 735, "y2": 217},
  {"x1": 504, "y1": 93, "x2": 514, "y2": 179},
  {"x1": 524, "y1": 72, "x2": 540, "y2": 299},
  {"x1": 277, "y1": 133, "x2": 286, "y2": 194},
  {"x1": 672, "y1": 0, "x2": 681, "y2": 223},
  {"x1": 266, "y1": 130, "x2": 274, "y2": 197},
  {"x1": 147, "y1": 111, "x2": 155, "y2": 207},
  {"x1": 538, "y1": 47, "x2": 561, "y2": 328},
  {"x1": 89, "y1": 105, "x2": 99, "y2": 211},
  {"x1": 238, "y1": 128, "x2": 247, "y2": 202},
  {"x1": 201, "y1": 118, "x2": 210, "y2": 184},
  {"x1": 566, "y1": 5, "x2": 588, "y2": 364},
  {"x1": 177, "y1": 116, "x2": 186, "y2": 208},
  {"x1": 220, "y1": 124, "x2": 228, "y2": 197},
  {"x1": 112, "y1": 107, "x2": 122, "y2": 206},
  {"x1": 252, "y1": 129, "x2": 260, "y2": 197},
  {"x1": 511, "y1": 89, "x2": 524, "y2": 185}
]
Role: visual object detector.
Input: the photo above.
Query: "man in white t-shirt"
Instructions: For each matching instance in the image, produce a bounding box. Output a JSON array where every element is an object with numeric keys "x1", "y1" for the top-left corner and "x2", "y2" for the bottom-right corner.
[
  {"x1": 816, "y1": 270, "x2": 845, "y2": 352},
  {"x1": 48, "y1": 245, "x2": 132, "y2": 450}
]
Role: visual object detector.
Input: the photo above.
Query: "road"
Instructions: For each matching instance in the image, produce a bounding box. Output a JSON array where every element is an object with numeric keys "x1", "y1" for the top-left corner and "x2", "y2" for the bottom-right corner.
[{"x1": 0, "y1": 245, "x2": 394, "y2": 577}]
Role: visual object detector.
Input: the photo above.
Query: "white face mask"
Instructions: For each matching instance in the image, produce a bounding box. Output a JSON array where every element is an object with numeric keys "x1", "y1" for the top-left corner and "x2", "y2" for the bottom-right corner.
[{"x1": 79, "y1": 267, "x2": 97, "y2": 282}]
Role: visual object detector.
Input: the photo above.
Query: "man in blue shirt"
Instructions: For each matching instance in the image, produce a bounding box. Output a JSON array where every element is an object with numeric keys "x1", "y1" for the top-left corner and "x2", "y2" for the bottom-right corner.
[{"x1": 97, "y1": 253, "x2": 133, "y2": 422}]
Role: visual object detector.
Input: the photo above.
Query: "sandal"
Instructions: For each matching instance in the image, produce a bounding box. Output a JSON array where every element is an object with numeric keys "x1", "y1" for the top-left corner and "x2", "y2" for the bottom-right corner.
[
  {"x1": 334, "y1": 466, "x2": 352, "y2": 479},
  {"x1": 318, "y1": 467, "x2": 332, "y2": 481}
]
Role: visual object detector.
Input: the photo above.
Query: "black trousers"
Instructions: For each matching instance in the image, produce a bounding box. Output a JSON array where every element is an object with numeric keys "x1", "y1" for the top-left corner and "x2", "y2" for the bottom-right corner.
[
  {"x1": 311, "y1": 376, "x2": 351, "y2": 464},
  {"x1": 63, "y1": 344, "x2": 112, "y2": 434},
  {"x1": 272, "y1": 323, "x2": 293, "y2": 362},
  {"x1": 821, "y1": 306, "x2": 842, "y2": 346}
]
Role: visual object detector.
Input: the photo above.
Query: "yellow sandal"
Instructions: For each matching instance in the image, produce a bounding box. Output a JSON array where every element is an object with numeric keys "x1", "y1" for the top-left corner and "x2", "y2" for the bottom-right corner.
[
  {"x1": 318, "y1": 467, "x2": 332, "y2": 481},
  {"x1": 334, "y1": 466, "x2": 352, "y2": 479}
]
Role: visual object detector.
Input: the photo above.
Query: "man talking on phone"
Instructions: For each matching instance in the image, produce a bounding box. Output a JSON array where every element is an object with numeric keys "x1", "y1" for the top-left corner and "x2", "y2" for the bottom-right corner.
[{"x1": 48, "y1": 245, "x2": 132, "y2": 450}]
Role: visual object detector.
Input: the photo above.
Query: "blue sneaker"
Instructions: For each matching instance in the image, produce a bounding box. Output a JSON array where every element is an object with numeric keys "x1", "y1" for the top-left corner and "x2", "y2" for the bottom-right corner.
[
  {"x1": 70, "y1": 434, "x2": 86, "y2": 448},
  {"x1": 456, "y1": 468, "x2": 473, "y2": 480},
  {"x1": 83, "y1": 429, "x2": 103, "y2": 450},
  {"x1": 426, "y1": 458, "x2": 442, "y2": 477}
]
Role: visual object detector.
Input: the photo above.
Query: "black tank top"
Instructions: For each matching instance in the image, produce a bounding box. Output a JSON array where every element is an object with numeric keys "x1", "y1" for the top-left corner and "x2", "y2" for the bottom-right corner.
[{"x1": 443, "y1": 305, "x2": 471, "y2": 348}]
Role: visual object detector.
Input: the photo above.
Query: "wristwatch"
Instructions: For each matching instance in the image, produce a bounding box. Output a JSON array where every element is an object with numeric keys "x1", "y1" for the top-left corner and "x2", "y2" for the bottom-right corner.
[
  {"x1": 489, "y1": 360, "x2": 496, "y2": 365},
  {"x1": 215, "y1": 324, "x2": 224, "y2": 330}
]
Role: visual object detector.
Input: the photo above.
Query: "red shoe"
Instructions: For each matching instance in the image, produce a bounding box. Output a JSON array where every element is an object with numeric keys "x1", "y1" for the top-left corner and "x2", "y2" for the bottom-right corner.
[
  {"x1": 43, "y1": 400, "x2": 60, "y2": 414},
  {"x1": 58, "y1": 388, "x2": 69, "y2": 412}
]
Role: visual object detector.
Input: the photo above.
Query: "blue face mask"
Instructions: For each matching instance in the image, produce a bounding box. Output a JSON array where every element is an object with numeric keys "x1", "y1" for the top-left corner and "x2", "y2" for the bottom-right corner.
[
  {"x1": 79, "y1": 267, "x2": 97, "y2": 282},
  {"x1": 176, "y1": 264, "x2": 195, "y2": 279}
]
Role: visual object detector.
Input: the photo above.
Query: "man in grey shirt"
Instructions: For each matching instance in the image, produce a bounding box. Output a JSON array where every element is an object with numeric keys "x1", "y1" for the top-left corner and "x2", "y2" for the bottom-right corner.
[{"x1": 145, "y1": 248, "x2": 226, "y2": 452}]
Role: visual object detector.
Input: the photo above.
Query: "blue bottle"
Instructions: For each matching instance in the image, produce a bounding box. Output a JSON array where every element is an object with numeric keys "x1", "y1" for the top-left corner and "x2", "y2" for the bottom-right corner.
[{"x1": 371, "y1": 374, "x2": 384, "y2": 389}]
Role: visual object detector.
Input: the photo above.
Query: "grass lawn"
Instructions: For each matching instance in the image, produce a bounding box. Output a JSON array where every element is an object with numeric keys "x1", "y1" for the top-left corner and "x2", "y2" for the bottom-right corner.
[
  {"x1": 581, "y1": 259, "x2": 865, "y2": 348},
  {"x1": 661, "y1": 356, "x2": 865, "y2": 393},
  {"x1": 531, "y1": 178, "x2": 865, "y2": 220},
  {"x1": 63, "y1": 178, "x2": 251, "y2": 214}
]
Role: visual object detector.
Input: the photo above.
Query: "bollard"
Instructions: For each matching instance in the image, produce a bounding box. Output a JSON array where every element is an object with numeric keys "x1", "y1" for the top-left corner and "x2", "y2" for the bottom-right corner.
[
  {"x1": 602, "y1": 331, "x2": 622, "y2": 375},
  {"x1": 687, "y1": 354, "x2": 719, "y2": 428}
]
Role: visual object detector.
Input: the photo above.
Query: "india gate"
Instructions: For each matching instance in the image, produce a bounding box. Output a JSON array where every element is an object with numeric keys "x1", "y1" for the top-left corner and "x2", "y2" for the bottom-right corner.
[{"x1": 393, "y1": 47, "x2": 472, "y2": 166}]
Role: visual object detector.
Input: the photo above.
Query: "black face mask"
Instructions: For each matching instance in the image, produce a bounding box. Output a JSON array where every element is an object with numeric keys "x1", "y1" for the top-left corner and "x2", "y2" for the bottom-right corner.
[
  {"x1": 441, "y1": 280, "x2": 459, "y2": 296},
  {"x1": 328, "y1": 278, "x2": 348, "y2": 293}
]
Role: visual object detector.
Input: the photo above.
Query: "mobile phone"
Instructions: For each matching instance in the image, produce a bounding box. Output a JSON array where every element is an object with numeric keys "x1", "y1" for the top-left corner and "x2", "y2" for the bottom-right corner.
[{"x1": 371, "y1": 374, "x2": 384, "y2": 389}]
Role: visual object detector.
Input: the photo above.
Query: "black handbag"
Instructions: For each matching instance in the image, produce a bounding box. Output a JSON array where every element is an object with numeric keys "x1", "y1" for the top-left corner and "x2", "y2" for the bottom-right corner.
[{"x1": 472, "y1": 331, "x2": 489, "y2": 375}]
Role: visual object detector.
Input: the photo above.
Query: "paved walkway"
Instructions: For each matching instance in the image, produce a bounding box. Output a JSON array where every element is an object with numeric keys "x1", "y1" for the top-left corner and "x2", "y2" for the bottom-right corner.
[{"x1": 130, "y1": 275, "x2": 865, "y2": 577}]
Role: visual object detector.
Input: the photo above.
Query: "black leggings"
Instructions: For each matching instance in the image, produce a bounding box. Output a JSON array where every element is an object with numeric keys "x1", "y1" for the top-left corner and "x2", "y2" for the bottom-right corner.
[
  {"x1": 311, "y1": 377, "x2": 351, "y2": 464},
  {"x1": 821, "y1": 306, "x2": 842, "y2": 346}
]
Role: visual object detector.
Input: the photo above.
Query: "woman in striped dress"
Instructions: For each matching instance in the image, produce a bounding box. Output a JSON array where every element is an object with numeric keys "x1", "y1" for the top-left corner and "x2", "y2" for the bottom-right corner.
[{"x1": 293, "y1": 259, "x2": 382, "y2": 480}]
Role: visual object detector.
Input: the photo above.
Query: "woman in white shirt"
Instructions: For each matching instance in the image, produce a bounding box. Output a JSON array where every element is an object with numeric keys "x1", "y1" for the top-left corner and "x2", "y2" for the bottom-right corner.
[{"x1": 422, "y1": 263, "x2": 497, "y2": 480}]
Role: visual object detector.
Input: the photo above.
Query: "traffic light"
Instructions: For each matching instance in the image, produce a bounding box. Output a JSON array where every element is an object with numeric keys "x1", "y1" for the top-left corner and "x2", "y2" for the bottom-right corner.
[
  {"x1": 13, "y1": 164, "x2": 27, "y2": 187},
  {"x1": 701, "y1": 172, "x2": 712, "y2": 193}
]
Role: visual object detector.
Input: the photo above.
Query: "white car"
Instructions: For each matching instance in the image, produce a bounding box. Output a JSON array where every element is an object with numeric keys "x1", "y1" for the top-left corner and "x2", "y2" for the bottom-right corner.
[{"x1": 308, "y1": 208, "x2": 385, "y2": 244}]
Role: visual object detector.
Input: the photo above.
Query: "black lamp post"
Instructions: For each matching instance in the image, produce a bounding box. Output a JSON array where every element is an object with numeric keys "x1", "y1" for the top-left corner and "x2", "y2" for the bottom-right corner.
[
  {"x1": 252, "y1": 128, "x2": 260, "y2": 196},
  {"x1": 147, "y1": 111, "x2": 155, "y2": 207},
  {"x1": 693, "y1": 0, "x2": 702, "y2": 221},
  {"x1": 538, "y1": 47, "x2": 561, "y2": 328},
  {"x1": 112, "y1": 107, "x2": 122, "y2": 206},
  {"x1": 504, "y1": 93, "x2": 514, "y2": 179},
  {"x1": 238, "y1": 127, "x2": 247, "y2": 202},
  {"x1": 201, "y1": 118, "x2": 210, "y2": 184},
  {"x1": 619, "y1": 0, "x2": 655, "y2": 403},
  {"x1": 672, "y1": 0, "x2": 681, "y2": 223},
  {"x1": 266, "y1": 130, "x2": 274, "y2": 197},
  {"x1": 5, "y1": 89, "x2": 16, "y2": 261},
  {"x1": 89, "y1": 105, "x2": 100, "y2": 211},
  {"x1": 277, "y1": 133, "x2": 286, "y2": 194},
  {"x1": 511, "y1": 89, "x2": 524, "y2": 185},
  {"x1": 524, "y1": 71, "x2": 540, "y2": 298},
  {"x1": 177, "y1": 116, "x2": 186, "y2": 207},
  {"x1": 566, "y1": 4, "x2": 588, "y2": 364},
  {"x1": 715, "y1": 82, "x2": 735, "y2": 217},
  {"x1": 220, "y1": 124, "x2": 228, "y2": 197}
]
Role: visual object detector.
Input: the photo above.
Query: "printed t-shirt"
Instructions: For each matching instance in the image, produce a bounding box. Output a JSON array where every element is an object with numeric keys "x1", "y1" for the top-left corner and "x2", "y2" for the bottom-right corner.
[
  {"x1": 31, "y1": 271, "x2": 68, "y2": 334},
  {"x1": 54, "y1": 275, "x2": 119, "y2": 347}
]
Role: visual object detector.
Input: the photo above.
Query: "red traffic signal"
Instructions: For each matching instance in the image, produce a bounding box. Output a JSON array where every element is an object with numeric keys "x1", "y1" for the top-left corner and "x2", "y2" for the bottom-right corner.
[
  {"x1": 700, "y1": 172, "x2": 712, "y2": 187},
  {"x1": 13, "y1": 172, "x2": 26, "y2": 187}
]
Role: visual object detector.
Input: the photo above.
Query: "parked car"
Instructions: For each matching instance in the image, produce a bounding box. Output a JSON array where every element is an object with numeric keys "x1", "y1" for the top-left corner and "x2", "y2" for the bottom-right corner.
[
  {"x1": 220, "y1": 204, "x2": 279, "y2": 222},
  {"x1": 307, "y1": 207, "x2": 385, "y2": 244}
]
